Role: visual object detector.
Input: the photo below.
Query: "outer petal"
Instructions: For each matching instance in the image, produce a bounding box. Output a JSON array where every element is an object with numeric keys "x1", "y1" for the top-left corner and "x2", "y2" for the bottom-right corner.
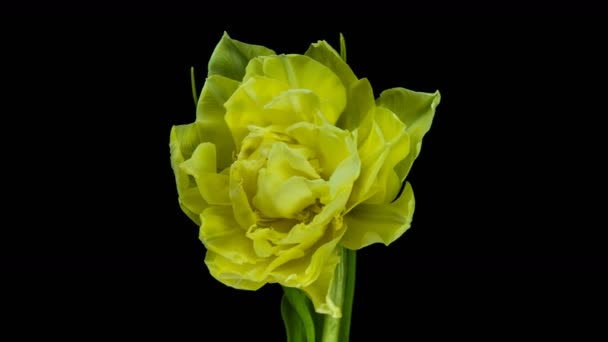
[
  {"x1": 376, "y1": 88, "x2": 441, "y2": 181},
  {"x1": 208, "y1": 31, "x2": 275, "y2": 82},
  {"x1": 336, "y1": 78, "x2": 375, "y2": 132},
  {"x1": 341, "y1": 182, "x2": 415, "y2": 250},
  {"x1": 205, "y1": 219, "x2": 345, "y2": 300},
  {"x1": 297, "y1": 219, "x2": 349, "y2": 318},
  {"x1": 276, "y1": 219, "x2": 344, "y2": 287},
  {"x1": 363, "y1": 107, "x2": 411, "y2": 205},
  {"x1": 195, "y1": 75, "x2": 240, "y2": 170},
  {"x1": 304, "y1": 40, "x2": 357, "y2": 90},
  {"x1": 205, "y1": 250, "x2": 268, "y2": 291},
  {"x1": 305, "y1": 39, "x2": 379, "y2": 133},
  {"x1": 199, "y1": 206, "x2": 259, "y2": 265},
  {"x1": 300, "y1": 250, "x2": 342, "y2": 318},
  {"x1": 348, "y1": 106, "x2": 410, "y2": 208},
  {"x1": 169, "y1": 123, "x2": 207, "y2": 225},
  {"x1": 180, "y1": 143, "x2": 230, "y2": 206}
]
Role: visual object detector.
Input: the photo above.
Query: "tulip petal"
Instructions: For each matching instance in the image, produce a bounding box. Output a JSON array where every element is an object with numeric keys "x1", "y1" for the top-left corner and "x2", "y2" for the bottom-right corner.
[
  {"x1": 264, "y1": 89, "x2": 321, "y2": 125},
  {"x1": 205, "y1": 250, "x2": 267, "y2": 290},
  {"x1": 246, "y1": 55, "x2": 347, "y2": 125},
  {"x1": 169, "y1": 123, "x2": 207, "y2": 225},
  {"x1": 272, "y1": 220, "x2": 344, "y2": 285},
  {"x1": 337, "y1": 78, "x2": 375, "y2": 132},
  {"x1": 180, "y1": 143, "x2": 231, "y2": 206},
  {"x1": 196, "y1": 75, "x2": 240, "y2": 170},
  {"x1": 254, "y1": 173, "x2": 327, "y2": 219},
  {"x1": 208, "y1": 32, "x2": 275, "y2": 82},
  {"x1": 224, "y1": 76, "x2": 289, "y2": 148},
  {"x1": 348, "y1": 106, "x2": 410, "y2": 208},
  {"x1": 298, "y1": 227, "x2": 345, "y2": 318},
  {"x1": 341, "y1": 182, "x2": 415, "y2": 250},
  {"x1": 305, "y1": 40, "x2": 357, "y2": 90},
  {"x1": 376, "y1": 88, "x2": 441, "y2": 181},
  {"x1": 363, "y1": 107, "x2": 410, "y2": 204},
  {"x1": 246, "y1": 225, "x2": 287, "y2": 258},
  {"x1": 205, "y1": 218, "x2": 344, "y2": 295},
  {"x1": 229, "y1": 159, "x2": 261, "y2": 229},
  {"x1": 200, "y1": 206, "x2": 259, "y2": 264},
  {"x1": 253, "y1": 142, "x2": 329, "y2": 219},
  {"x1": 348, "y1": 120, "x2": 390, "y2": 206},
  {"x1": 301, "y1": 264, "x2": 341, "y2": 318},
  {"x1": 286, "y1": 122, "x2": 357, "y2": 181}
]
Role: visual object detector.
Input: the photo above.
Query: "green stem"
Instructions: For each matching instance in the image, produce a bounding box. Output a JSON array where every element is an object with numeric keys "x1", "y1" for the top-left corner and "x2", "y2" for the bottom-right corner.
[
  {"x1": 280, "y1": 247, "x2": 357, "y2": 342},
  {"x1": 339, "y1": 248, "x2": 356, "y2": 341},
  {"x1": 321, "y1": 247, "x2": 356, "y2": 342}
]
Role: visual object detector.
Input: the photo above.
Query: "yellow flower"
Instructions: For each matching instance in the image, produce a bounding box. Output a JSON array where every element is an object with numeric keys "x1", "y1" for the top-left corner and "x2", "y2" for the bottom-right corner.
[{"x1": 170, "y1": 32, "x2": 440, "y2": 318}]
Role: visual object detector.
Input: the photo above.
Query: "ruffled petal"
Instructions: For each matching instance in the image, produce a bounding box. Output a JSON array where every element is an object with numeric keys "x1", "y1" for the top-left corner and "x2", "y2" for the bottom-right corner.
[
  {"x1": 337, "y1": 78, "x2": 375, "y2": 132},
  {"x1": 348, "y1": 106, "x2": 410, "y2": 208},
  {"x1": 199, "y1": 206, "x2": 259, "y2": 264},
  {"x1": 286, "y1": 122, "x2": 359, "y2": 181},
  {"x1": 228, "y1": 159, "x2": 261, "y2": 229},
  {"x1": 245, "y1": 55, "x2": 347, "y2": 125},
  {"x1": 208, "y1": 31, "x2": 275, "y2": 82},
  {"x1": 263, "y1": 89, "x2": 322, "y2": 125},
  {"x1": 304, "y1": 40, "x2": 357, "y2": 90},
  {"x1": 195, "y1": 75, "x2": 240, "y2": 170},
  {"x1": 252, "y1": 142, "x2": 328, "y2": 219},
  {"x1": 361, "y1": 107, "x2": 410, "y2": 205},
  {"x1": 224, "y1": 76, "x2": 289, "y2": 148},
  {"x1": 298, "y1": 224, "x2": 345, "y2": 318},
  {"x1": 180, "y1": 143, "x2": 230, "y2": 206},
  {"x1": 376, "y1": 88, "x2": 441, "y2": 182},
  {"x1": 169, "y1": 123, "x2": 207, "y2": 225},
  {"x1": 341, "y1": 182, "x2": 415, "y2": 250},
  {"x1": 205, "y1": 250, "x2": 268, "y2": 291}
]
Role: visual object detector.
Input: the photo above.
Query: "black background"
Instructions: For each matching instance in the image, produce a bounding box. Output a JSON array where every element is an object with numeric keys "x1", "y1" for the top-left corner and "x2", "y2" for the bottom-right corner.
[{"x1": 3, "y1": 16, "x2": 607, "y2": 338}]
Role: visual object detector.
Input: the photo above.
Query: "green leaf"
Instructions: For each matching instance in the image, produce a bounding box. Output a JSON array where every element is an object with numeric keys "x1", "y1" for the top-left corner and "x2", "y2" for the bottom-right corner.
[
  {"x1": 282, "y1": 287, "x2": 317, "y2": 342},
  {"x1": 376, "y1": 88, "x2": 441, "y2": 182},
  {"x1": 282, "y1": 294, "x2": 307, "y2": 342},
  {"x1": 339, "y1": 33, "x2": 347, "y2": 62},
  {"x1": 208, "y1": 31, "x2": 275, "y2": 82},
  {"x1": 338, "y1": 248, "x2": 356, "y2": 342},
  {"x1": 190, "y1": 66, "x2": 198, "y2": 106}
]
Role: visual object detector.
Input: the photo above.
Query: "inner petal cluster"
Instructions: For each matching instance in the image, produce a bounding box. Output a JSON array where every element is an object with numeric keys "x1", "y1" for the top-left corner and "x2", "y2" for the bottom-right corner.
[{"x1": 235, "y1": 125, "x2": 332, "y2": 258}]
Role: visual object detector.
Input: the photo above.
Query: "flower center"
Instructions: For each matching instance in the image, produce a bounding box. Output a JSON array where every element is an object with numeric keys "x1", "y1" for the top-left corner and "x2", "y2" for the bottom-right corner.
[{"x1": 237, "y1": 125, "x2": 329, "y2": 224}]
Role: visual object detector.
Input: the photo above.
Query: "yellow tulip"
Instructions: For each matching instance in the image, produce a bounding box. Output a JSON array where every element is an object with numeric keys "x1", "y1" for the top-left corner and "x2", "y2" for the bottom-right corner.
[{"x1": 170, "y1": 32, "x2": 440, "y2": 320}]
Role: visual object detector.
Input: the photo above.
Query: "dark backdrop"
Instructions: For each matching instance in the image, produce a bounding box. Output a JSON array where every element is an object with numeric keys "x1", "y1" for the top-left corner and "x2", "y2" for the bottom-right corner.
[{"x1": 3, "y1": 16, "x2": 606, "y2": 339}]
